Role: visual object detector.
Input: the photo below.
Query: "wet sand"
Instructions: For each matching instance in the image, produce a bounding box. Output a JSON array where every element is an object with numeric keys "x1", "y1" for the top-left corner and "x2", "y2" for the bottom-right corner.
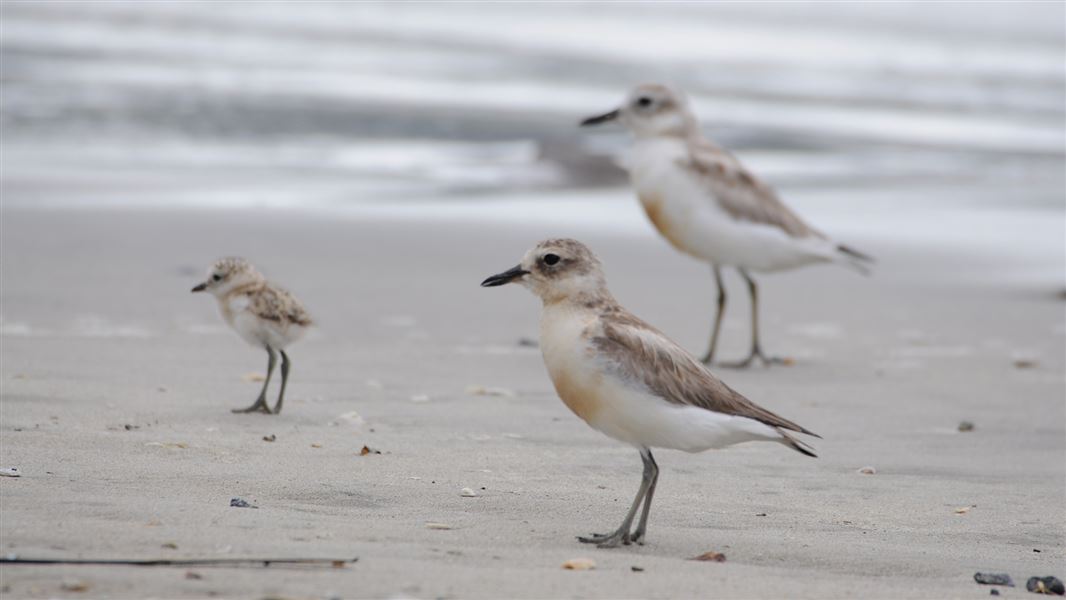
[{"x1": 1, "y1": 206, "x2": 1063, "y2": 598}]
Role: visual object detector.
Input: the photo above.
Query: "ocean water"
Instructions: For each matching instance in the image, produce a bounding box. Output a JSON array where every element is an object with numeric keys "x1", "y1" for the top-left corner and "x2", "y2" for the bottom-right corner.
[{"x1": 1, "y1": 1, "x2": 1063, "y2": 274}]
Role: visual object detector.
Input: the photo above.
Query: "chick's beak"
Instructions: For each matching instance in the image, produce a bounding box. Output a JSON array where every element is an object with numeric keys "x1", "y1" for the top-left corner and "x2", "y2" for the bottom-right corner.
[
  {"x1": 191, "y1": 282, "x2": 208, "y2": 293},
  {"x1": 580, "y1": 108, "x2": 620, "y2": 127},
  {"x1": 480, "y1": 265, "x2": 529, "y2": 287}
]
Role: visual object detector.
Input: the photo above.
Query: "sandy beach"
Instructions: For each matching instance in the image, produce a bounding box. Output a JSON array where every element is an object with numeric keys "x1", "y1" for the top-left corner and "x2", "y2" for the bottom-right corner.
[
  {"x1": 1, "y1": 203, "x2": 1062, "y2": 599},
  {"x1": 2, "y1": 2, "x2": 1064, "y2": 597}
]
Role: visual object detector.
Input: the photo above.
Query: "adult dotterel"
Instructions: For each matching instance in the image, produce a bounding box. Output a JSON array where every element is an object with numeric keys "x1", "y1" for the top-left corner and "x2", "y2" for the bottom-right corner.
[
  {"x1": 481, "y1": 239, "x2": 819, "y2": 548},
  {"x1": 582, "y1": 84, "x2": 872, "y2": 367},
  {"x1": 191, "y1": 257, "x2": 311, "y2": 414}
]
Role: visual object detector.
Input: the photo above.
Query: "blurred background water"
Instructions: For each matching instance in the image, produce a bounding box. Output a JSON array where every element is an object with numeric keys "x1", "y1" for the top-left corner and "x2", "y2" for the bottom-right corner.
[{"x1": 1, "y1": 1, "x2": 1063, "y2": 273}]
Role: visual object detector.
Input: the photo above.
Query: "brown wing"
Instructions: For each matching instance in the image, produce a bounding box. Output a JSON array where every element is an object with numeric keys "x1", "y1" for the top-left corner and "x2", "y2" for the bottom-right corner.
[
  {"x1": 683, "y1": 138, "x2": 821, "y2": 239},
  {"x1": 249, "y1": 285, "x2": 312, "y2": 327},
  {"x1": 591, "y1": 310, "x2": 818, "y2": 438}
]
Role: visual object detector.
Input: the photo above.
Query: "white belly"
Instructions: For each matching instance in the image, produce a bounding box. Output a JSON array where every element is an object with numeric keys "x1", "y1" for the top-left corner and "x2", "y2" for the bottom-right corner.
[
  {"x1": 222, "y1": 296, "x2": 304, "y2": 350},
  {"x1": 589, "y1": 374, "x2": 784, "y2": 452},
  {"x1": 539, "y1": 303, "x2": 783, "y2": 452},
  {"x1": 628, "y1": 141, "x2": 833, "y2": 272}
]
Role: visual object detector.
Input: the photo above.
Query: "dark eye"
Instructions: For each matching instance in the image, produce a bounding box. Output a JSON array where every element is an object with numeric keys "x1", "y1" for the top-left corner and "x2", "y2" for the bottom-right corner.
[
  {"x1": 543, "y1": 253, "x2": 560, "y2": 266},
  {"x1": 636, "y1": 96, "x2": 652, "y2": 107},
  {"x1": 212, "y1": 274, "x2": 222, "y2": 282}
]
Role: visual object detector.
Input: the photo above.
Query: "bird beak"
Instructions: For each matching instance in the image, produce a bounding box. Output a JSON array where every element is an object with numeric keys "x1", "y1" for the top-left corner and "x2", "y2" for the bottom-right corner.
[
  {"x1": 481, "y1": 265, "x2": 529, "y2": 287},
  {"x1": 190, "y1": 282, "x2": 208, "y2": 293},
  {"x1": 580, "y1": 108, "x2": 620, "y2": 127}
]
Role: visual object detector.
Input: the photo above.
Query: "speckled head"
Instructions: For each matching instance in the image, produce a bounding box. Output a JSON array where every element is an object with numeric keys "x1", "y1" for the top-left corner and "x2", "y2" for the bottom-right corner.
[
  {"x1": 580, "y1": 83, "x2": 697, "y2": 139},
  {"x1": 481, "y1": 238, "x2": 608, "y2": 304},
  {"x1": 190, "y1": 257, "x2": 262, "y2": 296}
]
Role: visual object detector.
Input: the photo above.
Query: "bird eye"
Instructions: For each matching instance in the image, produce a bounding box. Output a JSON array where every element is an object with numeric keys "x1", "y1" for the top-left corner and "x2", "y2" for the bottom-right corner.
[
  {"x1": 543, "y1": 253, "x2": 561, "y2": 266},
  {"x1": 636, "y1": 96, "x2": 652, "y2": 107},
  {"x1": 212, "y1": 274, "x2": 222, "y2": 282}
]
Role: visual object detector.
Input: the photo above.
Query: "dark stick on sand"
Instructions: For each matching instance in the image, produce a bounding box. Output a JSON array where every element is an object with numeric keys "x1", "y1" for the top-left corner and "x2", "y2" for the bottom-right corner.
[{"x1": 1, "y1": 557, "x2": 358, "y2": 569}]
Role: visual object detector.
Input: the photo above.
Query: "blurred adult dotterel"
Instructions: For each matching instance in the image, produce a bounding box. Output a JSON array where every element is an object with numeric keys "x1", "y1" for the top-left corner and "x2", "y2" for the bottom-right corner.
[
  {"x1": 581, "y1": 84, "x2": 873, "y2": 367},
  {"x1": 191, "y1": 257, "x2": 311, "y2": 415},
  {"x1": 481, "y1": 239, "x2": 819, "y2": 548}
]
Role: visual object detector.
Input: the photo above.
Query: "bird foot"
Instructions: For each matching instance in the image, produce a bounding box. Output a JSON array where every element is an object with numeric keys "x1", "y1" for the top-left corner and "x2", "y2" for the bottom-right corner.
[
  {"x1": 577, "y1": 529, "x2": 631, "y2": 548},
  {"x1": 232, "y1": 399, "x2": 272, "y2": 414},
  {"x1": 719, "y1": 350, "x2": 790, "y2": 369}
]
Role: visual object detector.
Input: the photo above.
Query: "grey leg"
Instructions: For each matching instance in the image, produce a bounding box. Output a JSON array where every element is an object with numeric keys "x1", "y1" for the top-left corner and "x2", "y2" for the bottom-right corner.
[
  {"x1": 630, "y1": 450, "x2": 659, "y2": 545},
  {"x1": 700, "y1": 266, "x2": 726, "y2": 364},
  {"x1": 578, "y1": 448, "x2": 655, "y2": 548},
  {"x1": 721, "y1": 269, "x2": 785, "y2": 368},
  {"x1": 233, "y1": 347, "x2": 276, "y2": 414},
  {"x1": 272, "y1": 350, "x2": 290, "y2": 415}
]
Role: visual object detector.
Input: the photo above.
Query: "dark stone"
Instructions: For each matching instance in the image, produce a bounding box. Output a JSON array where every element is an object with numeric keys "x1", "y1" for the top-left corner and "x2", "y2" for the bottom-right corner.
[
  {"x1": 1027, "y1": 576, "x2": 1065, "y2": 595},
  {"x1": 974, "y1": 573, "x2": 1015, "y2": 587},
  {"x1": 229, "y1": 497, "x2": 258, "y2": 509}
]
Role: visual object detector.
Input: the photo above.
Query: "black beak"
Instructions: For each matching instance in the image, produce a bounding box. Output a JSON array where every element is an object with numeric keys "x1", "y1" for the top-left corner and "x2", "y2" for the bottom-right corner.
[
  {"x1": 481, "y1": 265, "x2": 529, "y2": 287},
  {"x1": 191, "y1": 282, "x2": 207, "y2": 293},
  {"x1": 580, "y1": 108, "x2": 620, "y2": 127}
]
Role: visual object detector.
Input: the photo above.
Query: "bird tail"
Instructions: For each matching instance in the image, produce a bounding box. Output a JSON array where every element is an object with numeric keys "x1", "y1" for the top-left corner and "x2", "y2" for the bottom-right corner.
[
  {"x1": 778, "y1": 429, "x2": 818, "y2": 458},
  {"x1": 835, "y1": 244, "x2": 874, "y2": 276}
]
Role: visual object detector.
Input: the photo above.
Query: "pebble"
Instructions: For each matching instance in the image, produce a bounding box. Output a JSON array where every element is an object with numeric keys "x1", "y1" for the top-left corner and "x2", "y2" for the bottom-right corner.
[
  {"x1": 1027, "y1": 576, "x2": 1065, "y2": 595},
  {"x1": 974, "y1": 572, "x2": 1014, "y2": 587},
  {"x1": 958, "y1": 421, "x2": 975, "y2": 432},
  {"x1": 262, "y1": 434, "x2": 276, "y2": 442},
  {"x1": 229, "y1": 497, "x2": 258, "y2": 509}
]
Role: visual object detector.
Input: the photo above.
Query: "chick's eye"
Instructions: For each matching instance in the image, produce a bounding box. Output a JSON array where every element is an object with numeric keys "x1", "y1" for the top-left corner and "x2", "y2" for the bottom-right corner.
[
  {"x1": 543, "y1": 253, "x2": 561, "y2": 266},
  {"x1": 212, "y1": 274, "x2": 222, "y2": 282},
  {"x1": 636, "y1": 96, "x2": 652, "y2": 107}
]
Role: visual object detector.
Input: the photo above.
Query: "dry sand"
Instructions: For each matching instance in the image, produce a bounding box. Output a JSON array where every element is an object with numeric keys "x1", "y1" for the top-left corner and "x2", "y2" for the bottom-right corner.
[{"x1": 1, "y1": 207, "x2": 1063, "y2": 598}]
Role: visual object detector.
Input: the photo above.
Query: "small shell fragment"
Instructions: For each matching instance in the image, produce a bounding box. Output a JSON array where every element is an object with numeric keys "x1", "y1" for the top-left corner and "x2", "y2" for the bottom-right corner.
[
  {"x1": 460, "y1": 487, "x2": 478, "y2": 497},
  {"x1": 359, "y1": 445, "x2": 381, "y2": 456},
  {"x1": 242, "y1": 372, "x2": 266, "y2": 382},
  {"x1": 0, "y1": 467, "x2": 21, "y2": 477},
  {"x1": 858, "y1": 466, "x2": 876, "y2": 475},
  {"x1": 465, "y1": 385, "x2": 516, "y2": 398},
  {"x1": 562, "y1": 558, "x2": 596, "y2": 570},
  {"x1": 425, "y1": 522, "x2": 452, "y2": 530},
  {"x1": 262, "y1": 434, "x2": 276, "y2": 442},
  {"x1": 955, "y1": 505, "x2": 974, "y2": 514}
]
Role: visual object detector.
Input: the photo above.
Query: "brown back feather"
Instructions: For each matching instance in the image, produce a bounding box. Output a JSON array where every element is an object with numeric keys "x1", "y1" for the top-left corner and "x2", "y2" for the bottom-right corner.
[
  {"x1": 591, "y1": 308, "x2": 818, "y2": 438},
  {"x1": 684, "y1": 138, "x2": 821, "y2": 239}
]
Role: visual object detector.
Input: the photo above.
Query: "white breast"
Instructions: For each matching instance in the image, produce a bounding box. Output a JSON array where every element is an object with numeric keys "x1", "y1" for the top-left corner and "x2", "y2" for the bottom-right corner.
[{"x1": 219, "y1": 294, "x2": 306, "y2": 350}]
